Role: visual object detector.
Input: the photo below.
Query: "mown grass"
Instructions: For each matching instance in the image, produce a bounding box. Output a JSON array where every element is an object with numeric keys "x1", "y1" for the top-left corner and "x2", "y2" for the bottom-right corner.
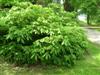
[{"x1": 0, "y1": 42, "x2": 100, "y2": 75}]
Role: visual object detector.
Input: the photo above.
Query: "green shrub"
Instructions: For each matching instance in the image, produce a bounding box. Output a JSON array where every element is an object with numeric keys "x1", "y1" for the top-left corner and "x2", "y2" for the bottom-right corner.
[
  {"x1": 0, "y1": 0, "x2": 33, "y2": 8},
  {"x1": 3, "y1": 3, "x2": 78, "y2": 44},
  {"x1": 31, "y1": 27, "x2": 87, "y2": 65},
  {"x1": 0, "y1": 3, "x2": 87, "y2": 66},
  {"x1": 0, "y1": 27, "x2": 87, "y2": 66},
  {"x1": 0, "y1": 0, "x2": 16, "y2": 8},
  {"x1": 48, "y1": 3, "x2": 63, "y2": 12}
]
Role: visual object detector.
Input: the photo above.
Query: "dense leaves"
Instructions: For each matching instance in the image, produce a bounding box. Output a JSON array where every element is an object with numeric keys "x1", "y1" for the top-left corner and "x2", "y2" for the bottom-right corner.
[{"x1": 0, "y1": 2, "x2": 87, "y2": 66}]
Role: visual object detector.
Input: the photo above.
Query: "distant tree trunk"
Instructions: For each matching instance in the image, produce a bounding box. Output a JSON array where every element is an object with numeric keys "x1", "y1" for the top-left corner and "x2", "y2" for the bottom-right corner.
[{"x1": 87, "y1": 14, "x2": 91, "y2": 25}]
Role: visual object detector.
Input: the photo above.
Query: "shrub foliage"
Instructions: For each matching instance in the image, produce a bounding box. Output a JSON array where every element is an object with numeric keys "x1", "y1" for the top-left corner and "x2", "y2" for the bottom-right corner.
[{"x1": 0, "y1": 2, "x2": 87, "y2": 66}]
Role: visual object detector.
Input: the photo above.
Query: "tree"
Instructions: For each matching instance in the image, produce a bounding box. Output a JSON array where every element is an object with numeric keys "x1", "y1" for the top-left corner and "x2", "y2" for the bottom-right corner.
[{"x1": 69, "y1": 0, "x2": 100, "y2": 25}]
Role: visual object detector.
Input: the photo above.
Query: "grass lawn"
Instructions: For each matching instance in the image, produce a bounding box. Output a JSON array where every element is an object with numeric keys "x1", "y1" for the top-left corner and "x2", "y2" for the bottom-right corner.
[{"x1": 0, "y1": 42, "x2": 100, "y2": 75}]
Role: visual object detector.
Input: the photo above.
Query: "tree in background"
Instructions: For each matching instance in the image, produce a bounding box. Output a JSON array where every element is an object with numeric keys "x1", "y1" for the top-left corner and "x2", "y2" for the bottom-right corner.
[{"x1": 69, "y1": 0, "x2": 100, "y2": 25}]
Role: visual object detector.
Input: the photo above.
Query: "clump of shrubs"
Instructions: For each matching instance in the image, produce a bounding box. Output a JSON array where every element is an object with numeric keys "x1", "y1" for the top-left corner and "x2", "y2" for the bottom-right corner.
[{"x1": 0, "y1": 2, "x2": 87, "y2": 66}]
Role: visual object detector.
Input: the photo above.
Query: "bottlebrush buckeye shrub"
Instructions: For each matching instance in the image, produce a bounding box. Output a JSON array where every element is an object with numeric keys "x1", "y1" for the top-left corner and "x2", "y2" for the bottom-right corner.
[{"x1": 0, "y1": 2, "x2": 87, "y2": 66}]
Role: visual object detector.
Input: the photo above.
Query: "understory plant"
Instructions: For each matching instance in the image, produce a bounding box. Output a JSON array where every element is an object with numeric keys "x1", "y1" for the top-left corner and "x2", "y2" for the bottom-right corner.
[{"x1": 0, "y1": 2, "x2": 87, "y2": 66}]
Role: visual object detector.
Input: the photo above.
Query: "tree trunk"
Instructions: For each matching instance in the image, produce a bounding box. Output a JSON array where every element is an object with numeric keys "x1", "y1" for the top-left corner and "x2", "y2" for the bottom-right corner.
[{"x1": 87, "y1": 14, "x2": 91, "y2": 25}]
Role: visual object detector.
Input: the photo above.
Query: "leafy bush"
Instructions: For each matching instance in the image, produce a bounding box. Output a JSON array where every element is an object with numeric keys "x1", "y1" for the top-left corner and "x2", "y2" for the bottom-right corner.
[
  {"x1": 0, "y1": 2, "x2": 87, "y2": 66},
  {"x1": 0, "y1": 27, "x2": 87, "y2": 66},
  {"x1": 0, "y1": 0, "x2": 34, "y2": 8},
  {"x1": 2, "y1": 3, "x2": 78, "y2": 44},
  {"x1": 48, "y1": 3, "x2": 63, "y2": 12}
]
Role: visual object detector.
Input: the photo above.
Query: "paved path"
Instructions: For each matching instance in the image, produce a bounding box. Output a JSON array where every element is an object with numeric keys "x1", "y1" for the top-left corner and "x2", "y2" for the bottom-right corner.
[{"x1": 83, "y1": 28, "x2": 100, "y2": 44}]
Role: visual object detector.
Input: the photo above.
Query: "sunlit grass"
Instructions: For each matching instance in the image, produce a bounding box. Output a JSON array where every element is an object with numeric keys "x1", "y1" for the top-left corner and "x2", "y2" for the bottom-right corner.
[{"x1": 0, "y1": 42, "x2": 100, "y2": 75}]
